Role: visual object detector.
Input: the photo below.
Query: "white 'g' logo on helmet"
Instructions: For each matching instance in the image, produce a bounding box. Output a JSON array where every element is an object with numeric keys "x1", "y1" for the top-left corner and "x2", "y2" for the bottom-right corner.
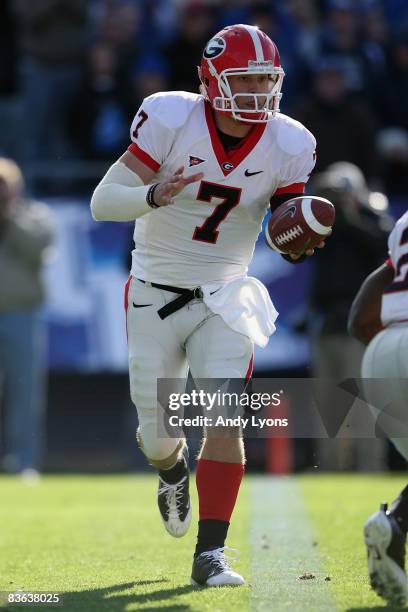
[{"x1": 203, "y1": 37, "x2": 226, "y2": 59}]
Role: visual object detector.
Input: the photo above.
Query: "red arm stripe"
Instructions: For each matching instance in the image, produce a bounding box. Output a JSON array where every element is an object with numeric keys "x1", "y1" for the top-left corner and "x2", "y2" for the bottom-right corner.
[
  {"x1": 128, "y1": 143, "x2": 160, "y2": 172},
  {"x1": 274, "y1": 182, "x2": 305, "y2": 196}
]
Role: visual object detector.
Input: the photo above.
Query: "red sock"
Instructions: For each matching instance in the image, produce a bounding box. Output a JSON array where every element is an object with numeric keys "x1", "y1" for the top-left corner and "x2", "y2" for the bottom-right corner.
[{"x1": 196, "y1": 458, "x2": 245, "y2": 521}]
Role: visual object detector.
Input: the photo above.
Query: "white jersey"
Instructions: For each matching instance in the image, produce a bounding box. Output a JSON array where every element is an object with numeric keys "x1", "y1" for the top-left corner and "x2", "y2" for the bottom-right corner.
[
  {"x1": 129, "y1": 91, "x2": 316, "y2": 287},
  {"x1": 381, "y1": 210, "x2": 408, "y2": 327}
]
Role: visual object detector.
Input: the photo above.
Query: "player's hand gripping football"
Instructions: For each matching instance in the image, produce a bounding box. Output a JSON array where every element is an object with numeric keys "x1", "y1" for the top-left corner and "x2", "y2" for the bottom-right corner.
[
  {"x1": 288, "y1": 238, "x2": 329, "y2": 259},
  {"x1": 266, "y1": 196, "x2": 335, "y2": 260},
  {"x1": 152, "y1": 166, "x2": 204, "y2": 207}
]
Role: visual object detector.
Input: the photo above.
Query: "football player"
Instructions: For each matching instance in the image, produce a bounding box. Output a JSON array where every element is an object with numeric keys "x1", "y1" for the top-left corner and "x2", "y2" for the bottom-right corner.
[
  {"x1": 349, "y1": 210, "x2": 408, "y2": 607},
  {"x1": 91, "y1": 24, "x2": 323, "y2": 586}
]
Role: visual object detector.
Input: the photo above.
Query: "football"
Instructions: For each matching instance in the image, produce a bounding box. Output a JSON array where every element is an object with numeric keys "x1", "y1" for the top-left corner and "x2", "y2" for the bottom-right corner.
[{"x1": 265, "y1": 196, "x2": 335, "y2": 255}]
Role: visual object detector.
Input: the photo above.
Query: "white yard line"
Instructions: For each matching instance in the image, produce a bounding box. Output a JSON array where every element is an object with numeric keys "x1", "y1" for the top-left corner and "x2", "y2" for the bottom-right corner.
[{"x1": 249, "y1": 476, "x2": 336, "y2": 611}]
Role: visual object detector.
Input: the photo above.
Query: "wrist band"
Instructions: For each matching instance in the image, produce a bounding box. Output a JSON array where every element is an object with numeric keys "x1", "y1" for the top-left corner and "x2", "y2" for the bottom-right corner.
[{"x1": 146, "y1": 183, "x2": 160, "y2": 209}]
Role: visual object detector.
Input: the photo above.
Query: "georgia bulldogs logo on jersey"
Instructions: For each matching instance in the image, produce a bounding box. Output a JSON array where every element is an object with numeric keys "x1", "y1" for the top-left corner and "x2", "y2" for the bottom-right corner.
[{"x1": 203, "y1": 37, "x2": 226, "y2": 59}]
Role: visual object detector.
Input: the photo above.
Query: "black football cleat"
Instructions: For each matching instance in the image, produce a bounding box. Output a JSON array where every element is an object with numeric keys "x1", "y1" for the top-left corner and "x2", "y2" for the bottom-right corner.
[
  {"x1": 191, "y1": 547, "x2": 245, "y2": 587},
  {"x1": 364, "y1": 502, "x2": 408, "y2": 607},
  {"x1": 157, "y1": 447, "x2": 191, "y2": 537}
]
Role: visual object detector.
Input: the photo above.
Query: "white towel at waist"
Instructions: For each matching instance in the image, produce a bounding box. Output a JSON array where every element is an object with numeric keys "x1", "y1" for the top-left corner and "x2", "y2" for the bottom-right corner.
[{"x1": 201, "y1": 276, "x2": 278, "y2": 348}]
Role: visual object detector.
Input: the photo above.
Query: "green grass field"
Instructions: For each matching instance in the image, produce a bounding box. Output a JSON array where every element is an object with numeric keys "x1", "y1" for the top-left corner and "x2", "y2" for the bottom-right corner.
[{"x1": 0, "y1": 473, "x2": 406, "y2": 611}]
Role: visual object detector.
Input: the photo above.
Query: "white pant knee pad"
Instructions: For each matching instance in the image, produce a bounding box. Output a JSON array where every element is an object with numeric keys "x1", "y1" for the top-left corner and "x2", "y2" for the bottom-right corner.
[{"x1": 138, "y1": 422, "x2": 182, "y2": 462}]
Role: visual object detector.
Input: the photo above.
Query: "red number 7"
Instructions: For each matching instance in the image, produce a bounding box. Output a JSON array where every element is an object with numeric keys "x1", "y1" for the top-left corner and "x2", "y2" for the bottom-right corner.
[
  {"x1": 132, "y1": 110, "x2": 148, "y2": 139},
  {"x1": 193, "y1": 181, "x2": 241, "y2": 244}
]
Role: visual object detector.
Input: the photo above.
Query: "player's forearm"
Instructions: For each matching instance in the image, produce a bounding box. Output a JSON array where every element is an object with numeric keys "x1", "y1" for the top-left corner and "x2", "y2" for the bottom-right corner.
[
  {"x1": 90, "y1": 182, "x2": 152, "y2": 221},
  {"x1": 90, "y1": 162, "x2": 152, "y2": 222},
  {"x1": 348, "y1": 263, "x2": 394, "y2": 345}
]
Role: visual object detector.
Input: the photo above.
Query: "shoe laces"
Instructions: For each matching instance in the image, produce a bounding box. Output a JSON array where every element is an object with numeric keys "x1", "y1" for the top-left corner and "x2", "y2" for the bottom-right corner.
[
  {"x1": 158, "y1": 475, "x2": 187, "y2": 518},
  {"x1": 200, "y1": 546, "x2": 239, "y2": 571}
]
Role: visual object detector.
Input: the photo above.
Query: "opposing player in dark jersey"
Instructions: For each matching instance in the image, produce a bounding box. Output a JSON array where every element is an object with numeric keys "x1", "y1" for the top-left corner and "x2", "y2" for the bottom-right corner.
[{"x1": 349, "y1": 211, "x2": 408, "y2": 607}]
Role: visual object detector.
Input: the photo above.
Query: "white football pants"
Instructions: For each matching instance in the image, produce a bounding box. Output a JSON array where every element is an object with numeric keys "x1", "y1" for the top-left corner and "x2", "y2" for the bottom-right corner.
[
  {"x1": 125, "y1": 277, "x2": 253, "y2": 461},
  {"x1": 362, "y1": 324, "x2": 408, "y2": 461}
]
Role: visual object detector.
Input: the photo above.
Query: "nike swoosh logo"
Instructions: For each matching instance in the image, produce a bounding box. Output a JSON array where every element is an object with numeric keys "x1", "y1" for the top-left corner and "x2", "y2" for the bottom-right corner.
[
  {"x1": 278, "y1": 204, "x2": 297, "y2": 220},
  {"x1": 245, "y1": 169, "x2": 264, "y2": 177},
  {"x1": 133, "y1": 302, "x2": 153, "y2": 308}
]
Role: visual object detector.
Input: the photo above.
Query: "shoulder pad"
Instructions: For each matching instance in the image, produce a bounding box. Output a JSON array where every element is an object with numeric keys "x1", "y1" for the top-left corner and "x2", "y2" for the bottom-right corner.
[
  {"x1": 273, "y1": 113, "x2": 316, "y2": 157},
  {"x1": 142, "y1": 91, "x2": 203, "y2": 131}
]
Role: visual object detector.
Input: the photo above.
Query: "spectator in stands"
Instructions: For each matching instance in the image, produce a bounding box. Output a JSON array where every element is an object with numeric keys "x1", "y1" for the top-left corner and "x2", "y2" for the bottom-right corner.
[
  {"x1": 0, "y1": 1, "x2": 22, "y2": 162},
  {"x1": 163, "y1": 1, "x2": 216, "y2": 92},
  {"x1": 140, "y1": 0, "x2": 178, "y2": 47},
  {"x1": 377, "y1": 127, "x2": 408, "y2": 198},
  {"x1": 0, "y1": 159, "x2": 53, "y2": 478},
  {"x1": 247, "y1": 2, "x2": 308, "y2": 111},
  {"x1": 15, "y1": 0, "x2": 88, "y2": 162},
  {"x1": 127, "y1": 54, "x2": 169, "y2": 115},
  {"x1": 97, "y1": 0, "x2": 141, "y2": 86},
  {"x1": 362, "y1": 3, "x2": 390, "y2": 53},
  {"x1": 293, "y1": 56, "x2": 378, "y2": 181},
  {"x1": 383, "y1": 0, "x2": 408, "y2": 34},
  {"x1": 319, "y1": 0, "x2": 385, "y2": 100},
  {"x1": 309, "y1": 163, "x2": 391, "y2": 470},
  {"x1": 285, "y1": 0, "x2": 321, "y2": 67},
  {"x1": 216, "y1": 0, "x2": 252, "y2": 29},
  {"x1": 69, "y1": 41, "x2": 130, "y2": 161},
  {"x1": 378, "y1": 28, "x2": 408, "y2": 131}
]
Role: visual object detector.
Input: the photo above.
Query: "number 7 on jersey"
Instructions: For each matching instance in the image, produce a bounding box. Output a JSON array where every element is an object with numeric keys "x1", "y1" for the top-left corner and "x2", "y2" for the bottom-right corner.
[{"x1": 193, "y1": 181, "x2": 241, "y2": 244}]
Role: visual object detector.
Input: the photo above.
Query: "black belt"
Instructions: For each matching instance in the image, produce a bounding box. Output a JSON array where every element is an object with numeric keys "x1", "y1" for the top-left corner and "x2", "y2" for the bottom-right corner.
[{"x1": 138, "y1": 279, "x2": 203, "y2": 320}]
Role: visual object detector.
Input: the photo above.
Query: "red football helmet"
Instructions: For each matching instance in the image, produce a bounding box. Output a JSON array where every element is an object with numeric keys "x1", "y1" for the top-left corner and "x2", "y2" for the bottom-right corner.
[{"x1": 199, "y1": 24, "x2": 285, "y2": 123}]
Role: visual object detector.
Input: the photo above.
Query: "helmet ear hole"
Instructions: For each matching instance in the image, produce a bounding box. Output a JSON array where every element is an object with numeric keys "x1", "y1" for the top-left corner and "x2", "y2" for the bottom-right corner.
[{"x1": 197, "y1": 66, "x2": 210, "y2": 88}]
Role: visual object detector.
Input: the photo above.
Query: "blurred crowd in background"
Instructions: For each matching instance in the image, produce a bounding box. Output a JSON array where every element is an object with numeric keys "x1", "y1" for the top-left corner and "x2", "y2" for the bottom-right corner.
[
  {"x1": 0, "y1": 0, "x2": 407, "y2": 193},
  {"x1": 0, "y1": 0, "x2": 408, "y2": 475}
]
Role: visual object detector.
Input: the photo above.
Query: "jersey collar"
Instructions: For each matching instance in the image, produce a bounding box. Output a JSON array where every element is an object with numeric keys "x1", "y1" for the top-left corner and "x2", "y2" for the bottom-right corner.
[{"x1": 204, "y1": 101, "x2": 267, "y2": 177}]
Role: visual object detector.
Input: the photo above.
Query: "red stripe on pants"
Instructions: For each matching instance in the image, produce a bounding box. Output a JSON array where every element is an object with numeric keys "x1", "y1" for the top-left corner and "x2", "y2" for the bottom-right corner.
[
  {"x1": 245, "y1": 353, "x2": 254, "y2": 384},
  {"x1": 124, "y1": 275, "x2": 132, "y2": 341}
]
